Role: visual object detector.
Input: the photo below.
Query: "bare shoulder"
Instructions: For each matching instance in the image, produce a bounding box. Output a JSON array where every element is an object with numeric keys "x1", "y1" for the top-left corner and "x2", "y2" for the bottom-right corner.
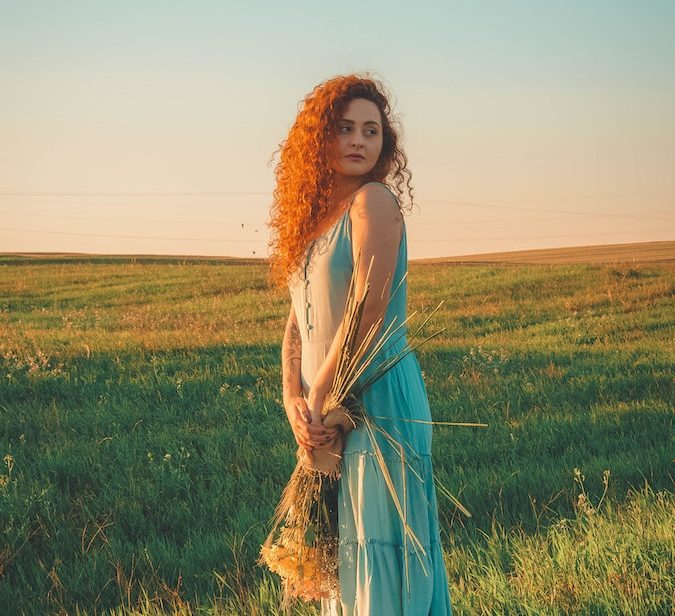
[{"x1": 350, "y1": 182, "x2": 403, "y2": 227}]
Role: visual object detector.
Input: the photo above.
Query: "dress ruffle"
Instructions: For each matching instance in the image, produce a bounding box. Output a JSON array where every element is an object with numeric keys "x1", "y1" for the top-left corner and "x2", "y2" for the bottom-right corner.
[{"x1": 321, "y1": 448, "x2": 452, "y2": 615}]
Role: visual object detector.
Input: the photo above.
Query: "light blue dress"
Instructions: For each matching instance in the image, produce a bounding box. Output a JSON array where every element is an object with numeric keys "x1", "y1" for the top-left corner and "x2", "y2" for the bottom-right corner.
[{"x1": 288, "y1": 182, "x2": 453, "y2": 615}]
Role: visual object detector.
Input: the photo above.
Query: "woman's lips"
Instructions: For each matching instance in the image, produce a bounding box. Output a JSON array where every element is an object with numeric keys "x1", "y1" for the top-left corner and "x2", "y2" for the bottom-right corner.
[{"x1": 346, "y1": 154, "x2": 364, "y2": 160}]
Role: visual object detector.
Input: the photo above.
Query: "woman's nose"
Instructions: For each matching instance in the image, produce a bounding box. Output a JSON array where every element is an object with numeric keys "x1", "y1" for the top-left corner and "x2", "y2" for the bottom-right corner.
[{"x1": 350, "y1": 132, "x2": 364, "y2": 147}]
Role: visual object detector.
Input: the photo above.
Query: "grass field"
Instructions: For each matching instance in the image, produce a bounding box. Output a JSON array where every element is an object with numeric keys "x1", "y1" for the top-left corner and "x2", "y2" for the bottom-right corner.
[{"x1": 0, "y1": 253, "x2": 672, "y2": 615}]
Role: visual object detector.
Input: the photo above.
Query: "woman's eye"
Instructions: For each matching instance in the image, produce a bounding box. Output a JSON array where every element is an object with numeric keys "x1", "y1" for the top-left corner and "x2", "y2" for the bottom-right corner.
[{"x1": 339, "y1": 125, "x2": 351, "y2": 133}]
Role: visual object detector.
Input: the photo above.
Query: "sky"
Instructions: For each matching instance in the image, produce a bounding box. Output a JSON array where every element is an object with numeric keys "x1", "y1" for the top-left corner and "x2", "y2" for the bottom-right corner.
[{"x1": 1, "y1": 0, "x2": 674, "y2": 259}]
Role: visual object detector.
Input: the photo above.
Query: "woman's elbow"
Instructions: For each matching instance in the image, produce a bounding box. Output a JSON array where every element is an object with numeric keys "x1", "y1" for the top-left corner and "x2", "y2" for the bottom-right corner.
[{"x1": 360, "y1": 301, "x2": 389, "y2": 334}]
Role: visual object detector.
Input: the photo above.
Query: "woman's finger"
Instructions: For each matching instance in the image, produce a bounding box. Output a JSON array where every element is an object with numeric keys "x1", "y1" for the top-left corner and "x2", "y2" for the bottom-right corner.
[
  {"x1": 305, "y1": 423, "x2": 331, "y2": 436},
  {"x1": 294, "y1": 399, "x2": 312, "y2": 423},
  {"x1": 294, "y1": 422, "x2": 325, "y2": 445},
  {"x1": 314, "y1": 436, "x2": 339, "y2": 450},
  {"x1": 296, "y1": 426, "x2": 319, "y2": 446},
  {"x1": 293, "y1": 418, "x2": 312, "y2": 438},
  {"x1": 292, "y1": 407, "x2": 338, "y2": 444},
  {"x1": 292, "y1": 408, "x2": 311, "y2": 434},
  {"x1": 295, "y1": 412, "x2": 333, "y2": 436},
  {"x1": 307, "y1": 431, "x2": 338, "y2": 447},
  {"x1": 303, "y1": 424, "x2": 337, "y2": 442},
  {"x1": 295, "y1": 396, "x2": 310, "y2": 412}
]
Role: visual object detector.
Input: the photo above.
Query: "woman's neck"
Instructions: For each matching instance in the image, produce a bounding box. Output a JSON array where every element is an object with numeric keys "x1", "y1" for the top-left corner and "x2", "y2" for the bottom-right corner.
[
  {"x1": 330, "y1": 175, "x2": 367, "y2": 209},
  {"x1": 308, "y1": 176, "x2": 368, "y2": 243}
]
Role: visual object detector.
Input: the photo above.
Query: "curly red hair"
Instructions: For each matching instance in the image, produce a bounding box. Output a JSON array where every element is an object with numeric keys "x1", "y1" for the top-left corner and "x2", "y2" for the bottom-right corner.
[{"x1": 267, "y1": 73, "x2": 414, "y2": 289}]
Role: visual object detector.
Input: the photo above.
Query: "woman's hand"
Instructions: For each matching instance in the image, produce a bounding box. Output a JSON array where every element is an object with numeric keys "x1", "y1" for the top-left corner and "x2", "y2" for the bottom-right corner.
[{"x1": 284, "y1": 396, "x2": 339, "y2": 459}]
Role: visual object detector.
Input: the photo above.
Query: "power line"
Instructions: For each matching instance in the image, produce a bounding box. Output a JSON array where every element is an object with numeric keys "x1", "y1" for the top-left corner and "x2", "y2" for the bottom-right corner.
[
  {"x1": 406, "y1": 230, "x2": 674, "y2": 242},
  {"x1": 0, "y1": 210, "x2": 268, "y2": 228},
  {"x1": 1, "y1": 194, "x2": 672, "y2": 221},
  {"x1": 0, "y1": 206, "x2": 672, "y2": 226},
  {"x1": 419, "y1": 199, "x2": 674, "y2": 221},
  {"x1": 0, "y1": 227, "x2": 267, "y2": 243},
  {"x1": 0, "y1": 191, "x2": 270, "y2": 197},
  {"x1": 2, "y1": 210, "x2": 673, "y2": 228},
  {"x1": 413, "y1": 215, "x2": 674, "y2": 225},
  {"x1": 1, "y1": 189, "x2": 673, "y2": 200},
  {"x1": 0, "y1": 225, "x2": 670, "y2": 244}
]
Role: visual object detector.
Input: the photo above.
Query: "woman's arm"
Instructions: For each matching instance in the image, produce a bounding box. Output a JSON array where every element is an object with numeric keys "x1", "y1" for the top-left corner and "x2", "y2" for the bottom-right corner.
[
  {"x1": 282, "y1": 304, "x2": 339, "y2": 454},
  {"x1": 281, "y1": 304, "x2": 304, "y2": 408},
  {"x1": 307, "y1": 183, "x2": 403, "y2": 420}
]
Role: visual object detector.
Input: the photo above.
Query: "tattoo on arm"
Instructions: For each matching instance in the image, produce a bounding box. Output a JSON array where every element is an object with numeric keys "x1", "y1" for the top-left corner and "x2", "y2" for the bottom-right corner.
[
  {"x1": 283, "y1": 319, "x2": 302, "y2": 395},
  {"x1": 288, "y1": 320, "x2": 301, "y2": 356}
]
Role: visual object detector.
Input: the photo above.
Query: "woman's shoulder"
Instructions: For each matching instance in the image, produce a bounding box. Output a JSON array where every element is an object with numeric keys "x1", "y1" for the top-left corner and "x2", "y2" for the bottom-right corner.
[
  {"x1": 349, "y1": 182, "x2": 402, "y2": 226},
  {"x1": 354, "y1": 181, "x2": 399, "y2": 204}
]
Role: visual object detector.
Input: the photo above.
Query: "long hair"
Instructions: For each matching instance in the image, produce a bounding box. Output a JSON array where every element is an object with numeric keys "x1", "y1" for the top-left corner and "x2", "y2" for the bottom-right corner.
[{"x1": 267, "y1": 74, "x2": 414, "y2": 289}]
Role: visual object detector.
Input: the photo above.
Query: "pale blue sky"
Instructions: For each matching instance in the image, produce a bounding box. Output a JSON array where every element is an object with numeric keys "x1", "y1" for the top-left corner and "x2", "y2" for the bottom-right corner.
[{"x1": 1, "y1": 0, "x2": 674, "y2": 258}]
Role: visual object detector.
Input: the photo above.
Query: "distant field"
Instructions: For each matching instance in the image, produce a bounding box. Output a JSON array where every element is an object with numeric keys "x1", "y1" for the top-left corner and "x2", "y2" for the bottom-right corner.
[
  {"x1": 0, "y1": 252, "x2": 672, "y2": 615},
  {"x1": 0, "y1": 253, "x2": 262, "y2": 266},
  {"x1": 414, "y1": 240, "x2": 675, "y2": 264},
  {"x1": 3, "y1": 239, "x2": 673, "y2": 266}
]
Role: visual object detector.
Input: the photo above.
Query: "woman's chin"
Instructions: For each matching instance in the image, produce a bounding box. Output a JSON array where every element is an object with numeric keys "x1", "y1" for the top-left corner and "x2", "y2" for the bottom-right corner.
[{"x1": 333, "y1": 168, "x2": 374, "y2": 180}]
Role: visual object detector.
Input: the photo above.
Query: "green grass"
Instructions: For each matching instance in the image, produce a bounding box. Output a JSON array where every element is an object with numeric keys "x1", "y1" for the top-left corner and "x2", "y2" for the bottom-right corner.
[{"x1": 0, "y1": 258, "x2": 672, "y2": 615}]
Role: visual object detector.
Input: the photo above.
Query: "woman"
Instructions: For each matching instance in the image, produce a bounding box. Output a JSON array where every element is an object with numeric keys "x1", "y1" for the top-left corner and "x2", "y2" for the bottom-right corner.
[{"x1": 268, "y1": 74, "x2": 453, "y2": 615}]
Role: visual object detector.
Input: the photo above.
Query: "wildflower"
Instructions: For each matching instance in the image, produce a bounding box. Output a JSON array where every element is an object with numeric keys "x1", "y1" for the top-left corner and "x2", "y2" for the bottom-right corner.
[{"x1": 3, "y1": 454, "x2": 14, "y2": 474}]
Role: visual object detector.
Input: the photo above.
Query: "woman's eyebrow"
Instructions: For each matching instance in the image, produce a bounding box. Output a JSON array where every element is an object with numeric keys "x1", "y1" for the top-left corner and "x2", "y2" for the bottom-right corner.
[{"x1": 338, "y1": 118, "x2": 381, "y2": 127}]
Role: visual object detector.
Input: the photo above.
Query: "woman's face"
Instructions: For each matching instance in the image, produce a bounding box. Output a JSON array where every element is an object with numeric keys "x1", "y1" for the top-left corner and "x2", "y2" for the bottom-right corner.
[{"x1": 328, "y1": 97, "x2": 384, "y2": 179}]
